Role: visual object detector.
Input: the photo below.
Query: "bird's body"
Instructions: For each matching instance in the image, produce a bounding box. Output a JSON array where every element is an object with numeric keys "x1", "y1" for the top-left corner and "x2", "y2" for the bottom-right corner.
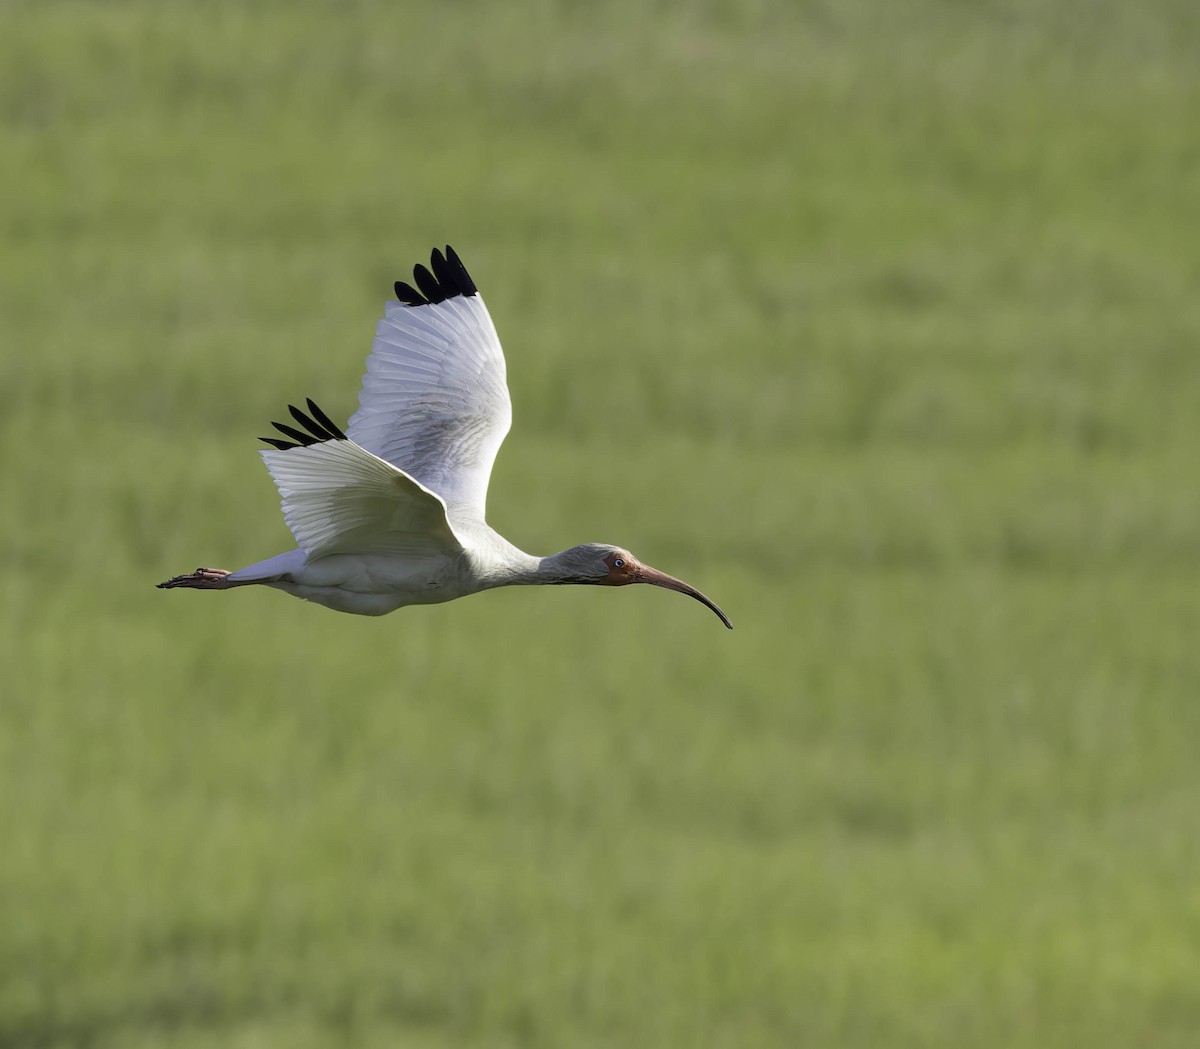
[{"x1": 159, "y1": 247, "x2": 731, "y2": 629}]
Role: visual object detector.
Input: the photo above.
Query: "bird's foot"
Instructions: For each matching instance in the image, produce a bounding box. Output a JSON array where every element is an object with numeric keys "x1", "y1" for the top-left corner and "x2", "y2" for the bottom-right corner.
[{"x1": 157, "y1": 567, "x2": 234, "y2": 590}]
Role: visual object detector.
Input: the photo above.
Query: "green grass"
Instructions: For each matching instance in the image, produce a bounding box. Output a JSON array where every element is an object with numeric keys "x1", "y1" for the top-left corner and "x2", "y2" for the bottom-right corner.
[{"x1": 3, "y1": 1, "x2": 1200, "y2": 1045}]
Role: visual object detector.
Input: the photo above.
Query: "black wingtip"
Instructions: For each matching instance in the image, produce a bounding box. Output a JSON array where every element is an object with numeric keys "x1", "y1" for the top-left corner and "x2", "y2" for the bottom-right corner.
[
  {"x1": 445, "y1": 245, "x2": 477, "y2": 295},
  {"x1": 393, "y1": 246, "x2": 479, "y2": 307},
  {"x1": 394, "y1": 280, "x2": 425, "y2": 307},
  {"x1": 259, "y1": 399, "x2": 345, "y2": 451},
  {"x1": 412, "y1": 263, "x2": 443, "y2": 304},
  {"x1": 272, "y1": 420, "x2": 313, "y2": 445},
  {"x1": 306, "y1": 398, "x2": 346, "y2": 441}
]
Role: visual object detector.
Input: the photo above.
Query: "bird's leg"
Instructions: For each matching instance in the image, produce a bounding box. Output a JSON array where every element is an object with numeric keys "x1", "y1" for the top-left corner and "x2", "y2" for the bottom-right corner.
[{"x1": 157, "y1": 567, "x2": 235, "y2": 590}]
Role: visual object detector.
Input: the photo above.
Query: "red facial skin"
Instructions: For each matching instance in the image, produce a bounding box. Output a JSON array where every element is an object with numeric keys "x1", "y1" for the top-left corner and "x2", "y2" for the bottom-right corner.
[{"x1": 601, "y1": 551, "x2": 732, "y2": 629}]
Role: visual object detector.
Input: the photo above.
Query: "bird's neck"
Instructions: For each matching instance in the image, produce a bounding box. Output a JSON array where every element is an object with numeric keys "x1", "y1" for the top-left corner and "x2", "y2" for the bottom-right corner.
[
  {"x1": 472, "y1": 545, "x2": 583, "y2": 589},
  {"x1": 466, "y1": 534, "x2": 601, "y2": 591},
  {"x1": 531, "y1": 549, "x2": 585, "y2": 585},
  {"x1": 466, "y1": 536, "x2": 545, "y2": 590}
]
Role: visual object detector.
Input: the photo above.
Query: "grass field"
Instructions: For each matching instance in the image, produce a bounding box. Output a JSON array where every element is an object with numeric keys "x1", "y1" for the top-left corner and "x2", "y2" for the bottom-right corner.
[{"x1": 3, "y1": 1, "x2": 1200, "y2": 1046}]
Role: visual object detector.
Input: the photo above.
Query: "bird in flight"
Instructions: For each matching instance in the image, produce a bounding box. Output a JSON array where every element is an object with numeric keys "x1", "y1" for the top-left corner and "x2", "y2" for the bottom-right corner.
[{"x1": 158, "y1": 246, "x2": 731, "y2": 628}]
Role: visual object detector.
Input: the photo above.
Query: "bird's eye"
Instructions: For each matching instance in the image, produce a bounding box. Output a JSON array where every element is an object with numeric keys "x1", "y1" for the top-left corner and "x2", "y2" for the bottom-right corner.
[{"x1": 613, "y1": 558, "x2": 625, "y2": 568}]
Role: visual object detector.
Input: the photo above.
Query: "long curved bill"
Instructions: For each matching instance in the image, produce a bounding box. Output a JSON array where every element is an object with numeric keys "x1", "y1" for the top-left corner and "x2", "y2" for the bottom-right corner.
[{"x1": 635, "y1": 565, "x2": 733, "y2": 629}]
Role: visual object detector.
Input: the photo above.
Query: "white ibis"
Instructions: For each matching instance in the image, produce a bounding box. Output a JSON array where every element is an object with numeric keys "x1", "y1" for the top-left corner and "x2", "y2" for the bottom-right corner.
[{"x1": 158, "y1": 246, "x2": 732, "y2": 629}]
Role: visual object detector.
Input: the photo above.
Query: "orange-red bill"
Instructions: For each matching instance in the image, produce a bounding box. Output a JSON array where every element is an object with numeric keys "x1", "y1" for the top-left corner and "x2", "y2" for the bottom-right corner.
[{"x1": 635, "y1": 566, "x2": 733, "y2": 629}]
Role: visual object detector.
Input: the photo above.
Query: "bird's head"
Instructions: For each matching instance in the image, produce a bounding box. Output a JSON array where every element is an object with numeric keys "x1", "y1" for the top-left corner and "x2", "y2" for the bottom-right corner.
[{"x1": 545, "y1": 543, "x2": 732, "y2": 629}]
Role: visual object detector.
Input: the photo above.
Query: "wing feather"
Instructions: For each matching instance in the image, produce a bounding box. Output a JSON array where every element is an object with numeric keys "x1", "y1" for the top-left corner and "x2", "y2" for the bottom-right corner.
[
  {"x1": 260, "y1": 440, "x2": 462, "y2": 561},
  {"x1": 346, "y1": 254, "x2": 511, "y2": 519}
]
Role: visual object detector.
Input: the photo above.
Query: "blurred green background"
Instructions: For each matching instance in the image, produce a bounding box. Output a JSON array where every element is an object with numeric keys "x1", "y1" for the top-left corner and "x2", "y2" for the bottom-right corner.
[{"x1": 3, "y1": 1, "x2": 1199, "y2": 1046}]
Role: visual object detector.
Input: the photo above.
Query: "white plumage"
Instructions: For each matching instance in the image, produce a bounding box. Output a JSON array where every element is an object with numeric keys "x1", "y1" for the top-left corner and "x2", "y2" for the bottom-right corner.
[
  {"x1": 159, "y1": 246, "x2": 731, "y2": 629},
  {"x1": 350, "y1": 291, "x2": 510, "y2": 515}
]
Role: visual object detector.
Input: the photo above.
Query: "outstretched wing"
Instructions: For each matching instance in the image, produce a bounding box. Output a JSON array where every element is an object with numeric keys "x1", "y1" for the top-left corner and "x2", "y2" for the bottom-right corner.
[
  {"x1": 258, "y1": 403, "x2": 462, "y2": 561},
  {"x1": 345, "y1": 246, "x2": 512, "y2": 520}
]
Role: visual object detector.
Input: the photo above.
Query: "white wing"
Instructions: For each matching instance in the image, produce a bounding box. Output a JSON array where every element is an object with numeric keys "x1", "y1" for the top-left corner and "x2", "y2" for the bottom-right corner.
[
  {"x1": 346, "y1": 248, "x2": 511, "y2": 519},
  {"x1": 260, "y1": 440, "x2": 462, "y2": 561}
]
